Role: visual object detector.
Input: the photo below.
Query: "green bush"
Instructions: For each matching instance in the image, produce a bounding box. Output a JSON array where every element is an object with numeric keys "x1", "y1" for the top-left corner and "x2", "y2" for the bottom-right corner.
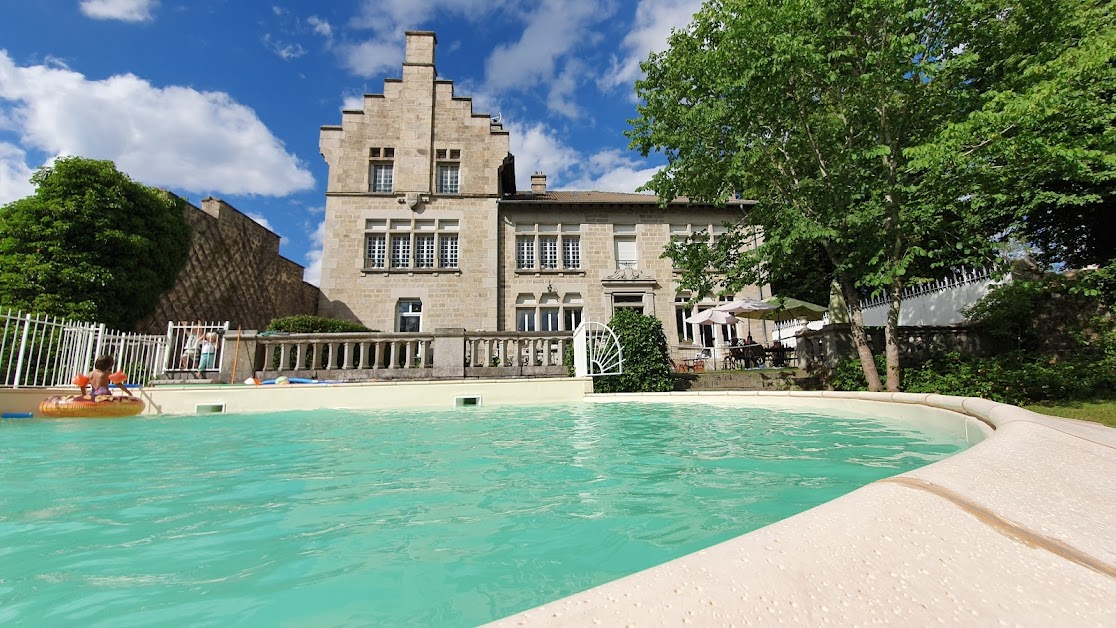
[
  {"x1": 266, "y1": 315, "x2": 373, "y2": 334},
  {"x1": 592, "y1": 309, "x2": 673, "y2": 393},
  {"x1": 835, "y1": 263, "x2": 1116, "y2": 404},
  {"x1": 857, "y1": 352, "x2": 1116, "y2": 406},
  {"x1": 264, "y1": 315, "x2": 375, "y2": 370},
  {"x1": 831, "y1": 353, "x2": 888, "y2": 391},
  {"x1": 964, "y1": 266, "x2": 1112, "y2": 353}
]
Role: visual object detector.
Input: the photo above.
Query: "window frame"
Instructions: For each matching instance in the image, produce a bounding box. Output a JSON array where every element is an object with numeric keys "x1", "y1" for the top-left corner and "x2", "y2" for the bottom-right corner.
[
  {"x1": 367, "y1": 147, "x2": 395, "y2": 194},
  {"x1": 516, "y1": 293, "x2": 583, "y2": 332},
  {"x1": 514, "y1": 223, "x2": 582, "y2": 272},
  {"x1": 363, "y1": 218, "x2": 460, "y2": 271},
  {"x1": 369, "y1": 162, "x2": 394, "y2": 193},
  {"x1": 397, "y1": 299, "x2": 422, "y2": 332}
]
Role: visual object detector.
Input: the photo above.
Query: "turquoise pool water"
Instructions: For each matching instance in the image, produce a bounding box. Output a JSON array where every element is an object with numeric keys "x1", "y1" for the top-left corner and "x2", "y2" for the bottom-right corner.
[{"x1": 0, "y1": 402, "x2": 969, "y2": 626}]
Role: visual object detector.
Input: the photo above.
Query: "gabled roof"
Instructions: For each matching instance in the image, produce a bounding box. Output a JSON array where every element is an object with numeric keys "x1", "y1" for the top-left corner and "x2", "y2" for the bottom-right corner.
[{"x1": 501, "y1": 190, "x2": 755, "y2": 207}]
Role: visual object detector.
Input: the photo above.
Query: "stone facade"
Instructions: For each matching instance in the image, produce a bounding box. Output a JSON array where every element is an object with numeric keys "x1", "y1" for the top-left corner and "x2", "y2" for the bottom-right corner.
[
  {"x1": 317, "y1": 31, "x2": 507, "y2": 332},
  {"x1": 136, "y1": 196, "x2": 319, "y2": 334},
  {"x1": 317, "y1": 31, "x2": 772, "y2": 354}
]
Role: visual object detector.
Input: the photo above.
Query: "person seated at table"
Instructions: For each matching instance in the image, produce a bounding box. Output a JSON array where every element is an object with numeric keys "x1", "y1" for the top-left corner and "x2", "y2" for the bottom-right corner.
[
  {"x1": 744, "y1": 334, "x2": 757, "y2": 346},
  {"x1": 741, "y1": 340, "x2": 764, "y2": 368}
]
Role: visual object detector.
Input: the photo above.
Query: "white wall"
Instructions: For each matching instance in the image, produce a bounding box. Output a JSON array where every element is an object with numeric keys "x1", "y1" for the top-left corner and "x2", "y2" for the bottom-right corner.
[{"x1": 859, "y1": 277, "x2": 1000, "y2": 327}]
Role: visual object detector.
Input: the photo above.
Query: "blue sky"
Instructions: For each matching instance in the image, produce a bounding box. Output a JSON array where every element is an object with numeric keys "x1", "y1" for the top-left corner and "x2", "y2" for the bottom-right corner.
[{"x1": 0, "y1": 0, "x2": 704, "y2": 284}]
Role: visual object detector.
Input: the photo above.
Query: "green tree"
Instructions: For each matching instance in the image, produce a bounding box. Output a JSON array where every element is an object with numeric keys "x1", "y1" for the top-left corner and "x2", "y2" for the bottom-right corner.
[
  {"x1": 910, "y1": 0, "x2": 1116, "y2": 270},
  {"x1": 631, "y1": 0, "x2": 1115, "y2": 391},
  {"x1": 593, "y1": 309, "x2": 674, "y2": 393},
  {"x1": 0, "y1": 157, "x2": 191, "y2": 329}
]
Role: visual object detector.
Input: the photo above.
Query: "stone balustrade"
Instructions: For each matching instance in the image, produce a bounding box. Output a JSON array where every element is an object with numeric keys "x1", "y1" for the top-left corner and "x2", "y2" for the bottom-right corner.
[{"x1": 224, "y1": 329, "x2": 571, "y2": 383}]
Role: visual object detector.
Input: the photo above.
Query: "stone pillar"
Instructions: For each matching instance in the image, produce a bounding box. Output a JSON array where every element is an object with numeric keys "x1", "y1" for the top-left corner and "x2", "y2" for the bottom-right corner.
[
  {"x1": 432, "y1": 328, "x2": 466, "y2": 378},
  {"x1": 218, "y1": 330, "x2": 262, "y2": 384}
]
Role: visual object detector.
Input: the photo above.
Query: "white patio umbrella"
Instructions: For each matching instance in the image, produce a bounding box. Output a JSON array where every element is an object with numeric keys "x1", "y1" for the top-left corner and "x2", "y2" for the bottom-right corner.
[
  {"x1": 683, "y1": 309, "x2": 739, "y2": 370},
  {"x1": 714, "y1": 298, "x2": 778, "y2": 315},
  {"x1": 684, "y1": 308, "x2": 740, "y2": 325},
  {"x1": 715, "y1": 298, "x2": 776, "y2": 341}
]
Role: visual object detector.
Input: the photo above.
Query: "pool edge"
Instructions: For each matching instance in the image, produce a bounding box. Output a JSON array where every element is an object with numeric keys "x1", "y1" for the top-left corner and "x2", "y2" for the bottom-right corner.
[{"x1": 487, "y1": 391, "x2": 1116, "y2": 626}]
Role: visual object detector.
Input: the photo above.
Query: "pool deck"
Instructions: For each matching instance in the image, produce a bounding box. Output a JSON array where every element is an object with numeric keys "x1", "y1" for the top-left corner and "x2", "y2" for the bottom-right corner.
[{"x1": 490, "y1": 391, "x2": 1116, "y2": 626}]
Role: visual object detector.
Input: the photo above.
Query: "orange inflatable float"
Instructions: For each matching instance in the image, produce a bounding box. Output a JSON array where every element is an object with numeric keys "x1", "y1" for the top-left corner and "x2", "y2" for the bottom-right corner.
[
  {"x1": 39, "y1": 372, "x2": 145, "y2": 418},
  {"x1": 39, "y1": 395, "x2": 145, "y2": 418}
]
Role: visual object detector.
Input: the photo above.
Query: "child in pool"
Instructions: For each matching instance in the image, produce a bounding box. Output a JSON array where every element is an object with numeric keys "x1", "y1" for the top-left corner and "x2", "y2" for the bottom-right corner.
[{"x1": 81, "y1": 355, "x2": 135, "y2": 400}]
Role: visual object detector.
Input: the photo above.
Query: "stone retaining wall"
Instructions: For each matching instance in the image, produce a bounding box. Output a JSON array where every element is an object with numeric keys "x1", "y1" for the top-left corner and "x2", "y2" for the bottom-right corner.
[{"x1": 135, "y1": 196, "x2": 319, "y2": 333}]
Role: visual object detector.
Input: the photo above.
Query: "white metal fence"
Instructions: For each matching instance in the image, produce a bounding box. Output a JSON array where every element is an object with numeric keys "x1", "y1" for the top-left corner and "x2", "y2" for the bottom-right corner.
[
  {"x1": 773, "y1": 267, "x2": 1005, "y2": 347},
  {"x1": 164, "y1": 321, "x2": 230, "y2": 375},
  {"x1": 0, "y1": 309, "x2": 168, "y2": 388}
]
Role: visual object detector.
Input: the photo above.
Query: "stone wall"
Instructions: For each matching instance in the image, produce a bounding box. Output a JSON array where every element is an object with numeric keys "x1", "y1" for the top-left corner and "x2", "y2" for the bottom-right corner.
[{"x1": 135, "y1": 196, "x2": 319, "y2": 333}]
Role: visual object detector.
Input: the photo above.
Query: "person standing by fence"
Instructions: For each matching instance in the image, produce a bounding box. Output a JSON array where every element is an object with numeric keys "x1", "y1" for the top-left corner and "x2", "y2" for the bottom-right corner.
[
  {"x1": 179, "y1": 323, "x2": 202, "y2": 369},
  {"x1": 198, "y1": 332, "x2": 219, "y2": 372}
]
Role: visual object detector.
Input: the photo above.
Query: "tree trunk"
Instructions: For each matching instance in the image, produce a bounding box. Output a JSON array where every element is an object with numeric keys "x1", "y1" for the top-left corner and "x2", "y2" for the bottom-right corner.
[
  {"x1": 884, "y1": 277, "x2": 903, "y2": 392},
  {"x1": 838, "y1": 272, "x2": 882, "y2": 392}
]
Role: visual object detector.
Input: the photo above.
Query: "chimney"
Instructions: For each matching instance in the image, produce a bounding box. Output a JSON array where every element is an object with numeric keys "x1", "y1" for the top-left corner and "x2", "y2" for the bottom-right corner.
[
  {"x1": 404, "y1": 31, "x2": 437, "y2": 66},
  {"x1": 530, "y1": 172, "x2": 547, "y2": 194}
]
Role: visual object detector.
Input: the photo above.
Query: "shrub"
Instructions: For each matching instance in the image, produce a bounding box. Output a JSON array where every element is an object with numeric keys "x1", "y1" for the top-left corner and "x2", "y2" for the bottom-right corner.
[
  {"x1": 964, "y1": 268, "x2": 1111, "y2": 354},
  {"x1": 266, "y1": 315, "x2": 373, "y2": 334},
  {"x1": 592, "y1": 309, "x2": 673, "y2": 393},
  {"x1": 860, "y1": 348, "x2": 1116, "y2": 405},
  {"x1": 264, "y1": 315, "x2": 375, "y2": 370},
  {"x1": 831, "y1": 353, "x2": 887, "y2": 391}
]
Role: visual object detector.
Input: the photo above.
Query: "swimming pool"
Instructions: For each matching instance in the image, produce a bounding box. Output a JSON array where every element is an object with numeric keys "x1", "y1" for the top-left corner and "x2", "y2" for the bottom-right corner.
[{"x1": 0, "y1": 401, "x2": 971, "y2": 625}]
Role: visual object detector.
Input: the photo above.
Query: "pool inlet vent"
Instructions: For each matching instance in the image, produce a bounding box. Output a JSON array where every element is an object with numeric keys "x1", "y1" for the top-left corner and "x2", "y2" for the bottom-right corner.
[
  {"x1": 195, "y1": 403, "x2": 226, "y2": 414},
  {"x1": 454, "y1": 396, "x2": 482, "y2": 407}
]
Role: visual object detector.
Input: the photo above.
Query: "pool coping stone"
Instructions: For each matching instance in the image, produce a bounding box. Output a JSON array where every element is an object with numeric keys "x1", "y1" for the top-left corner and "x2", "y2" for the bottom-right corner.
[{"x1": 488, "y1": 390, "x2": 1116, "y2": 627}]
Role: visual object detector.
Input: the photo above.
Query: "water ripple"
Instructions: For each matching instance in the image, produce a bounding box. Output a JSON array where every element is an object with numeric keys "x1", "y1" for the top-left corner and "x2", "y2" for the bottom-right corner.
[{"x1": 0, "y1": 402, "x2": 968, "y2": 626}]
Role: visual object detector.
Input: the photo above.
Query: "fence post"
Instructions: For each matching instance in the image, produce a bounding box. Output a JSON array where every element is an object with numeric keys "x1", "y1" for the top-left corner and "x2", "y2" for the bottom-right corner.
[
  {"x1": 164, "y1": 321, "x2": 176, "y2": 372},
  {"x1": 11, "y1": 313, "x2": 32, "y2": 388},
  {"x1": 93, "y1": 321, "x2": 104, "y2": 361}
]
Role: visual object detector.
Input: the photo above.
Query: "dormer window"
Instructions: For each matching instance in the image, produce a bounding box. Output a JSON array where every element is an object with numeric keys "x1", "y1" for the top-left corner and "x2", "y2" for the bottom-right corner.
[
  {"x1": 435, "y1": 148, "x2": 460, "y2": 194},
  {"x1": 368, "y1": 147, "x2": 395, "y2": 193}
]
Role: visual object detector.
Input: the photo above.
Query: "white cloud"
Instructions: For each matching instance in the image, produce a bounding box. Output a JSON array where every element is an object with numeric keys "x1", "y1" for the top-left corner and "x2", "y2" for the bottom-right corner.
[
  {"x1": 79, "y1": 0, "x2": 156, "y2": 23},
  {"x1": 339, "y1": 39, "x2": 404, "y2": 78},
  {"x1": 307, "y1": 15, "x2": 333, "y2": 40},
  {"x1": 303, "y1": 218, "x2": 326, "y2": 287},
  {"x1": 350, "y1": 0, "x2": 505, "y2": 33},
  {"x1": 506, "y1": 120, "x2": 580, "y2": 189},
  {"x1": 262, "y1": 34, "x2": 307, "y2": 61},
  {"x1": 484, "y1": 0, "x2": 605, "y2": 93},
  {"x1": 505, "y1": 121, "x2": 659, "y2": 194},
  {"x1": 341, "y1": 93, "x2": 364, "y2": 111},
  {"x1": 600, "y1": 0, "x2": 703, "y2": 91},
  {"x1": 341, "y1": 0, "x2": 511, "y2": 78},
  {"x1": 562, "y1": 149, "x2": 660, "y2": 193},
  {"x1": 0, "y1": 142, "x2": 36, "y2": 205},
  {"x1": 0, "y1": 51, "x2": 314, "y2": 197},
  {"x1": 546, "y1": 60, "x2": 584, "y2": 120}
]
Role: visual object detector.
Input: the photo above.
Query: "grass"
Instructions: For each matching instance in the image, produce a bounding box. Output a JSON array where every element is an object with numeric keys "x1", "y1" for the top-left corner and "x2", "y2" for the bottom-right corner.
[{"x1": 1022, "y1": 399, "x2": 1116, "y2": 428}]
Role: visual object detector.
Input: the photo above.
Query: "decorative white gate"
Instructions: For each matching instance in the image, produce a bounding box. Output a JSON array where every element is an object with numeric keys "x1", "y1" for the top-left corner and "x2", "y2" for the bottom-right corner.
[{"x1": 573, "y1": 320, "x2": 623, "y2": 378}]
